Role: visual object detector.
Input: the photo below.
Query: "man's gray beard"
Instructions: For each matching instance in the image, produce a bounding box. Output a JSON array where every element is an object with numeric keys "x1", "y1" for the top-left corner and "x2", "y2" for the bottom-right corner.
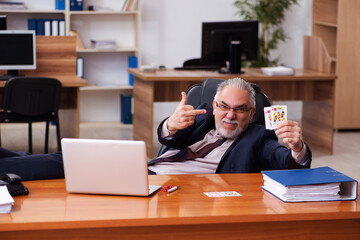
[{"x1": 216, "y1": 119, "x2": 244, "y2": 139}]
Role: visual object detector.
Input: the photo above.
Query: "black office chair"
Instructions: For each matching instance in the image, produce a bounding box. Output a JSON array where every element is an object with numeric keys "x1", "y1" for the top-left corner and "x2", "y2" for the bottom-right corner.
[
  {"x1": 0, "y1": 77, "x2": 62, "y2": 154},
  {"x1": 157, "y1": 78, "x2": 271, "y2": 156}
]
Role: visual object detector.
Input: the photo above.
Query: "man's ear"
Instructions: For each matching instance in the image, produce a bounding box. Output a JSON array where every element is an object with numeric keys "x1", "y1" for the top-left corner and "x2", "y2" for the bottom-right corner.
[{"x1": 249, "y1": 107, "x2": 256, "y2": 121}]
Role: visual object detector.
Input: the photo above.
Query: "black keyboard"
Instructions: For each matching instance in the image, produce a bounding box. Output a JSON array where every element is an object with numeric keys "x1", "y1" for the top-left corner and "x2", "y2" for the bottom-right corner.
[{"x1": 174, "y1": 65, "x2": 219, "y2": 71}]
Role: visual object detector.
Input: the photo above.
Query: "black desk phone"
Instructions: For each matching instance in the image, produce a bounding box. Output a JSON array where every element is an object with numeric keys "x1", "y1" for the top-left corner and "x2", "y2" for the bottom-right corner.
[{"x1": 0, "y1": 173, "x2": 29, "y2": 196}]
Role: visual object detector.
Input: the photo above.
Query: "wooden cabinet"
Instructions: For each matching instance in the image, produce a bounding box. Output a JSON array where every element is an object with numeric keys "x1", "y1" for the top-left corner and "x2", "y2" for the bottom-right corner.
[{"x1": 312, "y1": 0, "x2": 360, "y2": 129}]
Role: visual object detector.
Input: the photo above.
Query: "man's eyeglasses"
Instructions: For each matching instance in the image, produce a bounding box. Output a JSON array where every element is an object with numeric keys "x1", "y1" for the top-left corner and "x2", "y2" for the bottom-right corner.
[{"x1": 215, "y1": 101, "x2": 253, "y2": 114}]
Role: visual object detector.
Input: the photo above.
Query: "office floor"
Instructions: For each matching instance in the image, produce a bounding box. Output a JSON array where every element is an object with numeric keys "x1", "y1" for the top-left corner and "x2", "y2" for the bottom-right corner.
[{"x1": 1, "y1": 122, "x2": 359, "y2": 181}]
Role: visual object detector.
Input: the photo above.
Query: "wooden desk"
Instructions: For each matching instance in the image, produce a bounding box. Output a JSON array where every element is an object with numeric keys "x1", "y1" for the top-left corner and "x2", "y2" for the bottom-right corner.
[
  {"x1": 128, "y1": 68, "x2": 336, "y2": 157},
  {"x1": 0, "y1": 174, "x2": 359, "y2": 240},
  {"x1": 0, "y1": 36, "x2": 88, "y2": 138}
]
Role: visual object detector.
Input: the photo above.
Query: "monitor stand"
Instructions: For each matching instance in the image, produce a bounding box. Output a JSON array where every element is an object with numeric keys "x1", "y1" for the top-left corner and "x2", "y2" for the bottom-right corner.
[
  {"x1": 229, "y1": 40, "x2": 244, "y2": 74},
  {"x1": 0, "y1": 70, "x2": 22, "y2": 81}
]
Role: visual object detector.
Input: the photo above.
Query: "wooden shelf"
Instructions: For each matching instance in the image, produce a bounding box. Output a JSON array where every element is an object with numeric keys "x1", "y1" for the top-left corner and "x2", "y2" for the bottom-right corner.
[
  {"x1": 69, "y1": 10, "x2": 139, "y2": 15},
  {"x1": 312, "y1": 0, "x2": 338, "y2": 24},
  {"x1": 313, "y1": 21, "x2": 338, "y2": 28},
  {"x1": 76, "y1": 47, "x2": 137, "y2": 53},
  {"x1": 0, "y1": 9, "x2": 65, "y2": 14},
  {"x1": 312, "y1": 0, "x2": 360, "y2": 129},
  {"x1": 80, "y1": 85, "x2": 133, "y2": 91}
]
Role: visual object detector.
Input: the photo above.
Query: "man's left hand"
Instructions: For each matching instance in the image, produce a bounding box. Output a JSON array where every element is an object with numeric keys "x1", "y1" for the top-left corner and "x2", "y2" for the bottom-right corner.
[{"x1": 275, "y1": 120, "x2": 303, "y2": 152}]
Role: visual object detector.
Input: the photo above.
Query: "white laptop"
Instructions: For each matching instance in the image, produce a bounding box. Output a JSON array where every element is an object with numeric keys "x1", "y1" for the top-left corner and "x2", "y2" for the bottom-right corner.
[{"x1": 61, "y1": 138, "x2": 161, "y2": 196}]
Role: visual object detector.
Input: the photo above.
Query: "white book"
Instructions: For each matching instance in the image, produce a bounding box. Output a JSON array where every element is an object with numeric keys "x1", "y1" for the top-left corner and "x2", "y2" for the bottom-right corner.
[
  {"x1": 0, "y1": 186, "x2": 14, "y2": 214},
  {"x1": 51, "y1": 19, "x2": 59, "y2": 36},
  {"x1": 44, "y1": 20, "x2": 51, "y2": 36}
]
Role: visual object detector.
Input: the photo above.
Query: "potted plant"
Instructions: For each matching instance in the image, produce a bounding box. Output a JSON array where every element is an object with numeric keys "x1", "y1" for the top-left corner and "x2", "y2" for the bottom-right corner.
[{"x1": 234, "y1": 0, "x2": 299, "y2": 67}]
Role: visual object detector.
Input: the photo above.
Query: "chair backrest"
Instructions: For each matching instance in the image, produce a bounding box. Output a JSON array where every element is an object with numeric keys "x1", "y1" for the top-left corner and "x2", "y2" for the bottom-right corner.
[
  {"x1": 2, "y1": 77, "x2": 62, "y2": 116},
  {"x1": 157, "y1": 78, "x2": 270, "y2": 156},
  {"x1": 185, "y1": 78, "x2": 270, "y2": 125}
]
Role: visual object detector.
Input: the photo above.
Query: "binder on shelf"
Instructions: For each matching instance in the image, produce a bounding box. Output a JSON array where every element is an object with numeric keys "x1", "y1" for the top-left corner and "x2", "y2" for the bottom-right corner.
[
  {"x1": 28, "y1": 19, "x2": 37, "y2": 34},
  {"x1": 76, "y1": 0, "x2": 83, "y2": 11},
  {"x1": 76, "y1": 57, "x2": 84, "y2": 78},
  {"x1": 262, "y1": 166, "x2": 358, "y2": 202},
  {"x1": 36, "y1": 19, "x2": 45, "y2": 35},
  {"x1": 51, "y1": 19, "x2": 59, "y2": 36},
  {"x1": 121, "y1": 95, "x2": 133, "y2": 124},
  {"x1": 55, "y1": 0, "x2": 65, "y2": 10},
  {"x1": 44, "y1": 19, "x2": 51, "y2": 36},
  {"x1": 70, "y1": 0, "x2": 76, "y2": 11},
  {"x1": 128, "y1": 56, "x2": 138, "y2": 86},
  {"x1": 58, "y1": 19, "x2": 65, "y2": 36}
]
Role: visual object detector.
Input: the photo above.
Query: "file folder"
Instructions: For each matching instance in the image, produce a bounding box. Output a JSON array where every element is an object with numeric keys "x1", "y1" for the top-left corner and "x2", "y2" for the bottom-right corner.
[{"x1": 262, "y1": 166, "x2": 358, "y2": 202}]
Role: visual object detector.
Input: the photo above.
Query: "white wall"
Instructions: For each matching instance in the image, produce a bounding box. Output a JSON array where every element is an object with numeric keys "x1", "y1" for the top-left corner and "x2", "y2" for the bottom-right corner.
[{"x1": 140, "y1": 0, "x2": 312, "y2": 69}]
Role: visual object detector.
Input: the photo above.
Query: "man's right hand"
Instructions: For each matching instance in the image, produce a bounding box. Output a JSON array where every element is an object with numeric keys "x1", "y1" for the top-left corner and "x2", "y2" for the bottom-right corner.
[{"x1": 166, "y1": 92, "x2": 207, "y2": 135}]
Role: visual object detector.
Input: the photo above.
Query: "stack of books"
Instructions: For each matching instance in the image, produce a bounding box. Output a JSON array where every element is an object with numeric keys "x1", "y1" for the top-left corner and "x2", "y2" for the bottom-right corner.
[
  {"x1": 90, "y1": 40, "x2": 117, "y2": 50},
  {"x1": 262, "y1": 166, "x2": 358, "y2": 202},
  {"x1": 0, "y1": 1, "x2": 25, "y2": 10}
]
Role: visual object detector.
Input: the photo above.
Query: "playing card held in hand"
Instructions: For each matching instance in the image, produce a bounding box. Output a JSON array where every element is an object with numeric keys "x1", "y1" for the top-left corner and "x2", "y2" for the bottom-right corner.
[{"x1": 264, "y1": 105, "x2": 287, "y2": 130}]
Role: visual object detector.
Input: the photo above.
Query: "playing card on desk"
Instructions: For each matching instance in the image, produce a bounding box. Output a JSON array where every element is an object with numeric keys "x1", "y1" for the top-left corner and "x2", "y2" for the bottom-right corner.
[{"x1": 264, "y1": 105, "x2": 287, "y2": 130}]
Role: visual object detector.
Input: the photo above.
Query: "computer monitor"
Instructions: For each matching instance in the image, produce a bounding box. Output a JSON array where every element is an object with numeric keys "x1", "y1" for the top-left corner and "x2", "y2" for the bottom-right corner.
[
  {"x1": 201, "y1": 20, "x2": 258, "y2": 73},
  {"x1": 0, "y1": 30, "x2": 36, "y2": 80}
]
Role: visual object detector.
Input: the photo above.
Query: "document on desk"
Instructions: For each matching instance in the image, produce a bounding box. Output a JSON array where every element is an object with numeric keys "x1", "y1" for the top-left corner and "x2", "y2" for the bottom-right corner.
[
  {"x1": 261, "y1": 66, "x2": 294, "y2": 76},
  {"x1": 0, "y1": 186, "x2": 14, "y2": 213},
  {"x1": 204, "y1": 191, "x2": 242, "y2": 197},
  {"x1": 262, "y1": 167, "x2": 358, "y2": 202}
]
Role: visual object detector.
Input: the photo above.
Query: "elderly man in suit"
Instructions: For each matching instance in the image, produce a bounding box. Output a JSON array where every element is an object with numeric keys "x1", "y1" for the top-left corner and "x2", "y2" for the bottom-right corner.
[{"x1": 148, "y1": 77, "x2": 311, "y2": 174}]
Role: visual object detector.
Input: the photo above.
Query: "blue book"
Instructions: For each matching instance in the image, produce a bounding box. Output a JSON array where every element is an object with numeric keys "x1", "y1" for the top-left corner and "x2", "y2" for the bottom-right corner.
[
  {"x1": 76, "y1": 0, "x2": 83, "y2": 11},
  {"x1": 55, "y1": 0, "x2": 65, "y2": 10},
  {"x1": 36, "y1": 19, "x2": 45, "y2": 35},
  {"x1": 121, "y1": 95, "x2": 133, "y2": 124},
  {"x1": 128, "y1": 56, "x2": 138, "y2": 86},
  {"x1": 262, "y1": 166, "x2": 358, "y2": 202},
  {"x1": 70, "y1": 0, "x2": 76, "y2": 11},
  {"x1": 28, "y1": 19, "x2": 37, "y2": 34}
]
